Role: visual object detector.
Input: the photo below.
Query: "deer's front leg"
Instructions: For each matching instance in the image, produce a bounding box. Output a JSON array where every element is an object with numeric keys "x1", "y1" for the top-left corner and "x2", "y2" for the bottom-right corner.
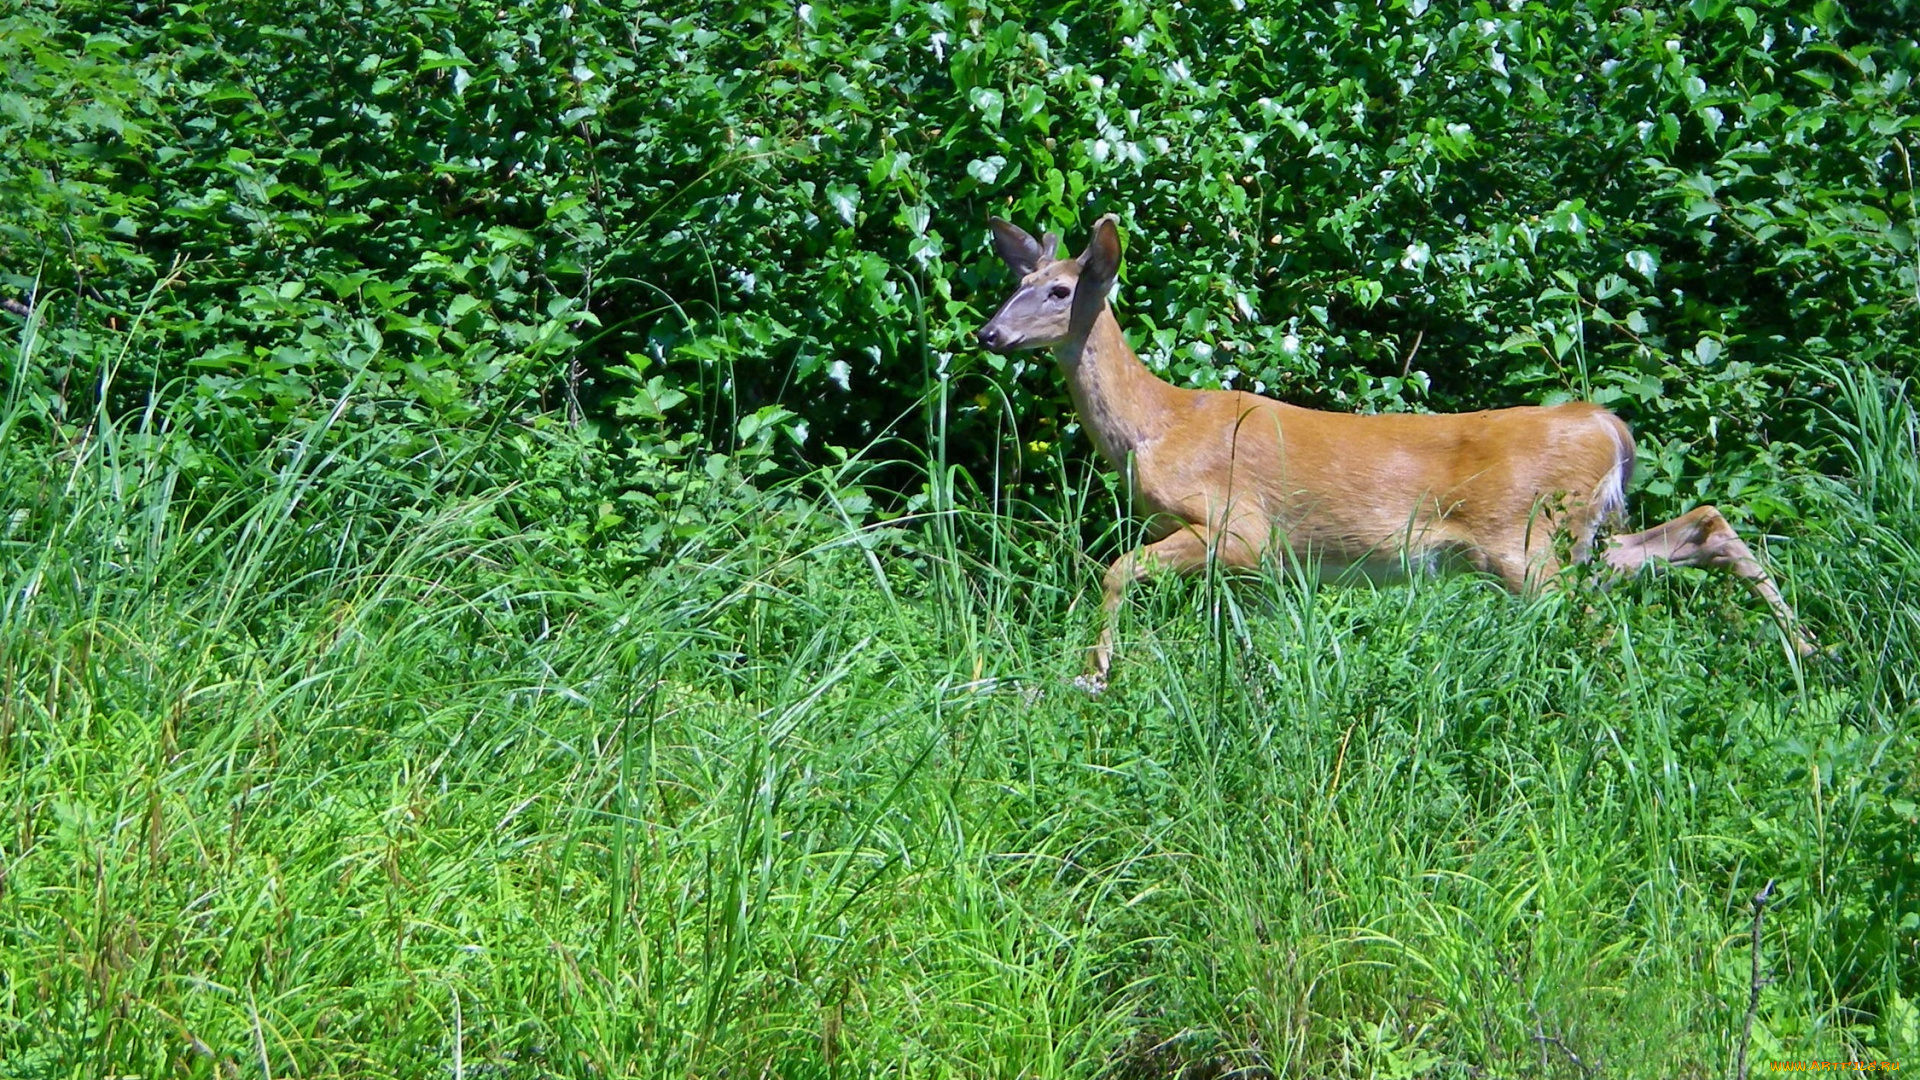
[{"x1": 1082, "y1": 524, "x2": 1264, "y2": 693}]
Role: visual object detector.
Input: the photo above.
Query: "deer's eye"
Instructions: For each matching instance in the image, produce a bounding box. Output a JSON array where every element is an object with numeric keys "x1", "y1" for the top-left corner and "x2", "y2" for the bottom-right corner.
[{"x1": 1048, "y1": 284, "x2": 1071, "y2": 300}]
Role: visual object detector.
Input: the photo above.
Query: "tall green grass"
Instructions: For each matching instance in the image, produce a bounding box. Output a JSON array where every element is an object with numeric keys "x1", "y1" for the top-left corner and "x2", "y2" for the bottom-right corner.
[{"x1": 3, "y1": 315, "x2": 1916, "y2": 1077}]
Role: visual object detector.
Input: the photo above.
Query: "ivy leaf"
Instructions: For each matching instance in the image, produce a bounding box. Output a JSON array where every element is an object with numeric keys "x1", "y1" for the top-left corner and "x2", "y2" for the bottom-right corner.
[
  {"x1": 825, "y1": 183, "x2": 859, "y2": 226},
  {"x1": 966, "y1": 155, "x2": 1005, "y2": 185},
  {"x1": 967, "y1": 86, "x2": 1004, "y2": 128}
]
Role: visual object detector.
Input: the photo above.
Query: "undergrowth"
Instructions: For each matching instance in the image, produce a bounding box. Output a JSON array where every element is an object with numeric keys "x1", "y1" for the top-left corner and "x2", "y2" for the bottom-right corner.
[{"x1": 2, "y1": 299, "x2": 1916, "y2": 1079}]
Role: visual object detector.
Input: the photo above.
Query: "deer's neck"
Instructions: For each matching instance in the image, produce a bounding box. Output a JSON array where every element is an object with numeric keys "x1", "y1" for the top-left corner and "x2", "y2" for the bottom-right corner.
[{"x1": 1052, "y1": 306, "x2": 1185, "y2": 469}]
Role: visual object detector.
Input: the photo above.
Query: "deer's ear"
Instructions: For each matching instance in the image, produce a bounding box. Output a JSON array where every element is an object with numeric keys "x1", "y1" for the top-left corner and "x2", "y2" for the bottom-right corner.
[
  {"x1": 1076, "y1": 214, "x2": 1123, "y2": 292},
  {"x1": 989, "y1": 218, "x2": 1050, "y2": 276}
]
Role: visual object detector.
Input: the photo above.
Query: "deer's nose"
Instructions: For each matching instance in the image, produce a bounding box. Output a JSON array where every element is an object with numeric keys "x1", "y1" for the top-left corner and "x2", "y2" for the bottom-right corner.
[{"x1": 976, "y1": 325, "x2": 1001, "y2": 350}]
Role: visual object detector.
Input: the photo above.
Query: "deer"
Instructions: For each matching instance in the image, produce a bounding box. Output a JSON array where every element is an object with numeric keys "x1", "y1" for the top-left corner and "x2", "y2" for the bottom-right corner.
[{"x1": 974, "y1": 212, "x2": 1817, "y2": 692}]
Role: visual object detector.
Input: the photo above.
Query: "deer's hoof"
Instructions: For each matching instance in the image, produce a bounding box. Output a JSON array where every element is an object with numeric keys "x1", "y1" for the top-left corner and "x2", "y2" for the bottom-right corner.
[
  {"x1": 1795, "y1": 637, "x2": 1840, "y2": 665},
  {"x1": 1071, "y1": 672, "x2": 1108, "y2": 697}
]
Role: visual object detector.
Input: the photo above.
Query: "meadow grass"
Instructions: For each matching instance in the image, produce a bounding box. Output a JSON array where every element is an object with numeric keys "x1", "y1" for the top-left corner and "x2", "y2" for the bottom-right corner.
[{"x1": 2, "y1": 327, "x2": 1916, "y2": 1077}]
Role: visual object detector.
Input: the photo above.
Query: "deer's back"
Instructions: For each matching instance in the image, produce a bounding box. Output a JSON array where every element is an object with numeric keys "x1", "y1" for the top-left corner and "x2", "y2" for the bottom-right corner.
[{"x1": 1131, "y1": 390, "x2": 1633, "y2": 556}]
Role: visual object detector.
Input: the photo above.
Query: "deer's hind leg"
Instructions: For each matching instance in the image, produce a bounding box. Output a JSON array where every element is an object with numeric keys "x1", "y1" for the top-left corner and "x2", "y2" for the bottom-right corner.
[
  {"x1": 1601, "y1": 505, "x2": 1816, "y2": 657},
  {"x1": 1472, "y1": 488, "x2": 1633, "y2": 597},
  {"x1": 1457, "y1": 520, "x2": 1562, "y2": 596}
]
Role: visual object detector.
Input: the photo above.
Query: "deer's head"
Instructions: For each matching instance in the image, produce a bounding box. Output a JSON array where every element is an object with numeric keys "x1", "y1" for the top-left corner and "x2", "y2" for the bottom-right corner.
[{"x1": 975, "y1": 214, "x2": 1121, "y2": 353}]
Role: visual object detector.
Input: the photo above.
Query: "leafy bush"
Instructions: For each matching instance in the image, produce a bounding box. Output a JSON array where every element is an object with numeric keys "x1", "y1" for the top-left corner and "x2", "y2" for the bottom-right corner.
[
  {"x1": 618, "y1": 0, "x2": 1920, "y2": 519},
  {"x1": 6, "y1": 0, "x2": 1917, "y2": 536}
]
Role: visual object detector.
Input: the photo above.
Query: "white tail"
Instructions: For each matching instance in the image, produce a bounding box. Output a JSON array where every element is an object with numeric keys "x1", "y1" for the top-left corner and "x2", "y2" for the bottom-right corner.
[{"x1": 975, "y1": 213, "x2": 1816, "y2": 690}]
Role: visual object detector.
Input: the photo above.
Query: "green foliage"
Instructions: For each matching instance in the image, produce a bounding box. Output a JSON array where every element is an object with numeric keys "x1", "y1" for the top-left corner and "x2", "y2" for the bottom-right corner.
[
  {"x1": 2, "y1": 338, "x2": 1917, "y2": 1076},
  {"x1": 0, "y1": 0, "x2": 826, "y2": 572},
  {"x1": 611, "y1": 0, "x2": 1920, "y2": 520},
  {"x1": 5, "y1": 0, "x2": 1917, "y2": 533},
  {"x1": 3, "y1": 0, "x2": 1919, "y2": 1074}
]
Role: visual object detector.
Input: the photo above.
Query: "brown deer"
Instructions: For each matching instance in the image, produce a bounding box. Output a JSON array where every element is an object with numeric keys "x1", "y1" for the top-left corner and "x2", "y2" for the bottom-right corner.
[{"x1": 975, "y1": 213, "x2": 1815, "y2": 691}]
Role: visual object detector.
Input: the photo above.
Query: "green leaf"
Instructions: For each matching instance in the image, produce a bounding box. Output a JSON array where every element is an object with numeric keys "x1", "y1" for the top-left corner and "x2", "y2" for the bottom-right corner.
[
  {"x1": 825, "y1": 183, "x2": 859, "y2": 226},
  {"x1": 446, "y1": 295, "x2": 483, "y2": 323},
  {"x1": 417, "y1": 48, "x2": 469, "y2": 71},
  {"x1": 966, "y1": 156, "x2": 1006, "y2": 185},
  {"x1": 967, "y1": 86, "x2": 1005, "y2": 128}
]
